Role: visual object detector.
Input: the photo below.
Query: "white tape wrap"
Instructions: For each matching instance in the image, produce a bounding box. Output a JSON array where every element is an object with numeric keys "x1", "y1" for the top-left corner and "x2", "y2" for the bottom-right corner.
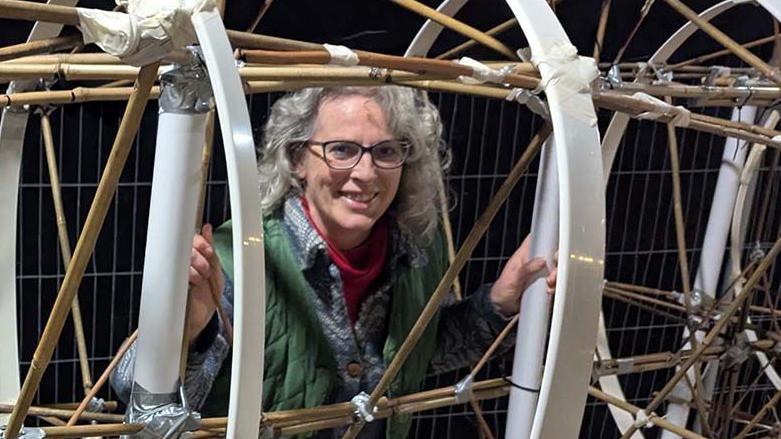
[
  {"x1": 456, "y1": 56, "x2": 508, "y2": 84},
  {"x1": 633, "y1": 410, "x2": 655, "y2": 429},
  {"x1": 77, "y1": 0, "x2": 215, "y2": 66},
  {"x1": 506, "y1": 87, "x2": 550, "y2": 119},
  {"x1": 323, "y1": 44, "x2": 359, "y2": 66},
  {"x1": 531, "y1": 40, "x2": 599, "y2": 125},
  {"x1": 632, "y1": 92, "x2": 692, "y2": 127}
]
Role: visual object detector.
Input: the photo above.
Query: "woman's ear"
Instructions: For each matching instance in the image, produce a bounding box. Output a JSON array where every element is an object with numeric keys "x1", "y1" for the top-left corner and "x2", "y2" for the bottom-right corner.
[{"x1": 291, "y1": 148, "x2": 307, "y2": 180}]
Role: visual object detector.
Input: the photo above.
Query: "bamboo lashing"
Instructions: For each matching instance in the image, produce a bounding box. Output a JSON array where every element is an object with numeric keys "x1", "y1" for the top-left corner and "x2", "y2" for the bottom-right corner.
[
  {"x1": 2, "y1": 62, "x2": 159, "y2": 439},
  {"x1": 340, "y1": 124, "x2": 552, "y2": 439},
  {"x1": 39, "y1": 111, "x2": 93, "y2": 395}
]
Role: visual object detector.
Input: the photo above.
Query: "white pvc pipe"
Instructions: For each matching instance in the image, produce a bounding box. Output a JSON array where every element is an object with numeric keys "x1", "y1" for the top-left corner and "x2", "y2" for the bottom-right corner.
[
  {"x1": 505, "y1": 1, "x2": 605, "y2": 438},
  {"x1": 0, "y1": 0, "x2": 79, "y2": 423},
  {"x1": 661, "y1": 106, "x2": 756, "y2": 439},
  {"x1": 506, "y1": 138, "x2": 559, "y2": 437},
  {"x1": 0, "y1": 110, "x2": 26, "y2": 424},
  {"x1": 133, "y1": 112, "x2": 207, "y2": 393},
  {"x1": 193, "y1": 10, "x2": 266, "y2": 439}
]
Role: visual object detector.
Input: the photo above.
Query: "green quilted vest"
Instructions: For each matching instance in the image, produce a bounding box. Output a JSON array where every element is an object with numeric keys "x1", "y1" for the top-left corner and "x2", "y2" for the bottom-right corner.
[{"x1": 205, "y1": 213, "x2": 447, "y2": 439}]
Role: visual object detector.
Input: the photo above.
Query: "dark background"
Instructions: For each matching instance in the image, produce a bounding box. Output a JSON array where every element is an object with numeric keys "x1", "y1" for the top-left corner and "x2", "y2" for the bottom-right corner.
[{"x1": 5, "y1": 0, "x2": 780, "y2": 438}]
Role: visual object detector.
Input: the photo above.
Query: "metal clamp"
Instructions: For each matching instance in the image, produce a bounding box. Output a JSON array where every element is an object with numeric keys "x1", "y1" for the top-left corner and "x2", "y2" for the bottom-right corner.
[
  {"x1": 454, "y1": 374, "x2": 475, "y2": 404},
  {"x1": 723, "y1": 332, "x2": 751, "y2": 368},
  {"x1": 350, "y1": 392, "x2": 377, "y2": 424}
]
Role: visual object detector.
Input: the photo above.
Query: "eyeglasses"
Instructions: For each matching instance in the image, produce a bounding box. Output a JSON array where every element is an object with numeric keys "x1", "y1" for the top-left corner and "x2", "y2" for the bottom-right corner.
[{"x1": 306, "y1": 139, "x2": 411, "y2": 170}]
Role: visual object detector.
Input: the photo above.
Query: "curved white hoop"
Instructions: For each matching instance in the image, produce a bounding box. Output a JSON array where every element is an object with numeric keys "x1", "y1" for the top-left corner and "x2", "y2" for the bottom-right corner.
[
  {"x1": 405, "y1": 0, "x2": 605, "y2": 437},
  {"x1": 0, "y1": 0, "x2": 79, "y2": 425},
  {"x1": 193, "y1": 10, "x2": 266, "y2": 439},
  {"x1": 404, "y1": 1, "x2": 604, "y2": 438},
  {"x1": 503, "y1": 2, "x2": 604, "y2": 439}
]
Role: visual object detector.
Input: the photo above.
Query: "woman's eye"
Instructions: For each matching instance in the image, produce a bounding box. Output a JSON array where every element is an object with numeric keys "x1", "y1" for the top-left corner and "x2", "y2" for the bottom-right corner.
[
  {"x1": 328, "y1": 143, "x2": 356, "y2": 157},
  {"x1": 375, "y1": 146, "x2": 397, "y2": 157}
]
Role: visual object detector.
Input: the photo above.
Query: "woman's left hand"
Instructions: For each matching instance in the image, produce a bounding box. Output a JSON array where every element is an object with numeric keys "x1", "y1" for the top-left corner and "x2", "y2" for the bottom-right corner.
[{"x1": 489, "y1": 235, "x2": 558, "y2": 316}]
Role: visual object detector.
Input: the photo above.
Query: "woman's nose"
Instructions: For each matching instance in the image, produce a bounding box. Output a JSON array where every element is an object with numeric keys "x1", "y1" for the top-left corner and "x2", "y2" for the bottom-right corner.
[{"x1": 350, "y1": 151, "x2": 378, "y2": 179}]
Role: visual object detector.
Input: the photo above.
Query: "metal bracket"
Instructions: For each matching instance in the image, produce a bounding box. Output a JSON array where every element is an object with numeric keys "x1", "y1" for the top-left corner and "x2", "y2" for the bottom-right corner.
[
  {"x1": 454, "y1": 374, "x2": 475, "y2": 404},
  {"x1": 723, "y1": 332, "x2": 751, "y2": 369},
  {"x1": 349, "y1": 392, "x2": 377, "y2": 424}
]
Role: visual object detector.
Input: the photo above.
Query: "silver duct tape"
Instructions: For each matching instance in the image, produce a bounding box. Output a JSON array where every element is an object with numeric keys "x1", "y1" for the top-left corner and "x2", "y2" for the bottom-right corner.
[
  {"x1": 453, "y1": 374, "x2": 475, "y2": 404},
  {"x1": 123, "y1": 382, "x2": 201, "y2": 439},
  {"x1": 159, "y1": 46, "x2": 213, "y2": 114},
  {"x1": 87, "y1": 396, "x2": 106, "y2": 413},
  {"x1": 0, "y1": 426, "x2": 46, "y2": 439}
]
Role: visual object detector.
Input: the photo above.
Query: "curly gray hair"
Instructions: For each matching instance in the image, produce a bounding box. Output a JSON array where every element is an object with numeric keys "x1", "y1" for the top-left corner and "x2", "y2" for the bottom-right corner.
[{"x1": 257, "y1": 85, "x2": 450, "y2": 241}]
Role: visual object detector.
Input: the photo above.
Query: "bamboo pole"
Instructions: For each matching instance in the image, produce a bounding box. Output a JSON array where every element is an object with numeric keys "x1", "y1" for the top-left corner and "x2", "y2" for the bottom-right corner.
[
  {"x1": 246, "y1": 0, "x2": 273, "y2": 34},
  {"x1": 3, "y1": 63, "x2": 159, "y2": 439},
  {"x1": 472, "y1": 315, "x2": 519, "y2": 377},
  {"x1": 734, "y1": 386, "x2": 781, "y2": 438},
  {"x1": 238, "y1": 52, "x2": 539, "y2": 89},
  {"x1": 0, "y1": 34, "x2": 82, "y2": 62},
  {"x1": 670, "y1": 35, "x2": 776, "y2": 69},
  {"x1": 666, "y1": 110, "x2": 713, "y2": 435},
  {"x1": 40, "y1": 111, "x2": 93, "y2": 395},
  {"x1": 469, "y1": 398, "x2": 495, "y2": 439},
  {"x1": 609, "y1": 81, "x2": 781, "y2": 101},
  {"x1": 435, "y1": 18, "x2": 518, "y2": 60},
  {"x1": 588, "y1": 387, "x2": 706, "y2": 439},
  {"x1": 43, "y1": 401, "x2": 117, "y2": 411},
  {"x1": 388, "y1": 0, "x2": 518, "y2": 60},
  {"x1": 621, "y1": 236, "x2": 781, "y2": 438},
  {"x1": 340, "y1": 124, "x2": 551, "y2": 439},
  {"x1": 611, "y1": 0, "x2": 656, "y2": 65},
  {"x1": 437, "y1": 178, "x2": 462, "y2": 300},
  {"x1": 592, "y1": 0, "x2": 612, "y2": 60},
  {"x1": 661, "y1": 0, "x2": 781, "y2": 82},
  {"x1": 67, "y1": 330, "x2": 138, "y2": 425},
  {"x1": 2, "y1": 53, "x2": 123, "y2": 65},
  {"x1": 41, "y1": 423, "x2": 144, "y2": 438},
  {"x1": 0, "y1": 404, "x2": 123, "y2": 423},
  {"x1": 0, "y1": 0, "x2": 79, "y2": 25}
]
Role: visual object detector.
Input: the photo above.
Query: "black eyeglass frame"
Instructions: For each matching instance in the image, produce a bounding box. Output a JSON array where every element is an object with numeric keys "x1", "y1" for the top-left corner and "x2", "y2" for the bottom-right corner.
[{"x1": 305, "y1": 139, "x2": 412, "y2": 170}]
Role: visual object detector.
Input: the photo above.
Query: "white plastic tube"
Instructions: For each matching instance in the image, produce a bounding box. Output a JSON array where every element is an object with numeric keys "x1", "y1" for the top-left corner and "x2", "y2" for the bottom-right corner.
[
  {"x1": 0, "y1": 0, "x2": 79, "y2": 423},
  {"x1": 0, "y1": 110, "x2": 26, "y2": 424},
  {"x1": 506, "y1": 137, "x2": 559, "y2": 437},
  {"x1": 661, "y1": 106, "x2": 756, "y2": 439},
  {"x1": 504, "y1": 1, "x2": 605, "y2": 438},
  {"x1": 193, "y1": 10, "x2": 266, "y2": 439},
  {"x1": 133, "y1": 111, "x2": 207, "y2": 394}
]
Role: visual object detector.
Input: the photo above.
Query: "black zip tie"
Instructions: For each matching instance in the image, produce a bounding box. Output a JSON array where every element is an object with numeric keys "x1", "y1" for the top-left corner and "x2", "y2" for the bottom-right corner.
[{"x1": 503, "y1": 376, "x2": 539, "y2": 393}]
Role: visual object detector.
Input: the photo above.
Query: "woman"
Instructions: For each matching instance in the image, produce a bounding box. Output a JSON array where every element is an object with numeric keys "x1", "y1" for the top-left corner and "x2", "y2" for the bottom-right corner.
[{"x1": 114, "y1": 85, "x2": 555, "y2": 438}]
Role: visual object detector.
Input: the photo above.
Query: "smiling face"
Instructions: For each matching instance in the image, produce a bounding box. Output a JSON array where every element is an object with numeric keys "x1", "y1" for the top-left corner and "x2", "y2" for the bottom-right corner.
[{"x1": 295, "y1": 94, "x2": 403, "y2": 250}]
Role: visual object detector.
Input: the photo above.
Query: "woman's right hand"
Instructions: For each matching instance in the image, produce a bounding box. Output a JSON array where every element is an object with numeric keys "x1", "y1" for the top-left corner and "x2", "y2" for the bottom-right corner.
[{"x1": 187, "y1": 224, "x2": 224, "y2": 345}]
